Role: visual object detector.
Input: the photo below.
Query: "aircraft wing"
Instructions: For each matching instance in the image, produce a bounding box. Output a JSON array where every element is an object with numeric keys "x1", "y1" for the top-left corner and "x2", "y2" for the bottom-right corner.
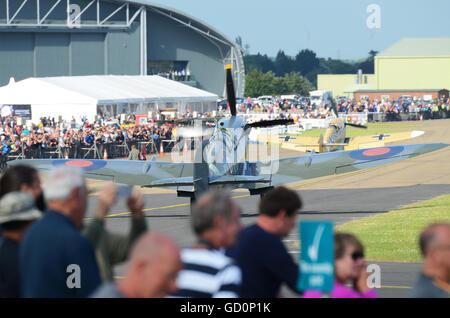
[
  {"x1": 7, "y1": 159, "x2": 194, "y2": 187},
  {"x1": 6, "y1": 159, "x2": 272, "y2": 189},
  {"x1": 8, "y1": 143, "x2": 447, "y2": 193},
  {"x1": 253, "y1": 143, "x2": 448, "y2": 187},
  {"x1": 349, "y1": 131, "x2": 424, "y2": 145}
]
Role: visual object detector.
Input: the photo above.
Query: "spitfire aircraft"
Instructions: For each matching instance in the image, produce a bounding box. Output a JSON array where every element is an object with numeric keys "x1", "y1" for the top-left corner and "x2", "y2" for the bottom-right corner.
[
  {"x1": 8, "y1": 65, "x2": 448, "y2": 204},
  {"x1": 274, "y1": 118, "x2": 425, "y2": 153},
  {"x1": 259, "y1": 117, "x2": 368, "y2": 153}
]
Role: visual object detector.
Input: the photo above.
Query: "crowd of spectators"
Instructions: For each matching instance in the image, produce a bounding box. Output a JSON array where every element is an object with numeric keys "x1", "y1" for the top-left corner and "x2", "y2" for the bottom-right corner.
[
  {"x1": 154, "y1": 69, "x2": 191, "y2": 82},
  {"x1": 336, "y1": 96, "x2": 450, "y2": 121},
  {"x1": 0, "y1": 114, "x2": 176, "y2": 165},
  {"x1": 0, "y1": 95, "x2": 449, "y2": 164},
  {"x1": 0, "y1": 163, "x2": 449, "y2": 299},
  {"x1": 233, "y1": 95, "x2": 450, "y2": 121}
]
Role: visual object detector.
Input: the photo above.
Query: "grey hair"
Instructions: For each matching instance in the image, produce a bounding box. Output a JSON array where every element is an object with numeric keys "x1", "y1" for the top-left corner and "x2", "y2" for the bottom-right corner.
[
  {"x1": 191, "y1": 189, "x2": 234, "y2": 236},
  {"x1": 44, "y1": 165, "x2": 85, "y2": 202}
]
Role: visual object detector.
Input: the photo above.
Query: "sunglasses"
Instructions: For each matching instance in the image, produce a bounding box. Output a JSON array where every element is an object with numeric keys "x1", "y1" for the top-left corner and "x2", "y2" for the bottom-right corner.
[{"x1": 351, "y1": 252, "x2": 364, "y2": 261}]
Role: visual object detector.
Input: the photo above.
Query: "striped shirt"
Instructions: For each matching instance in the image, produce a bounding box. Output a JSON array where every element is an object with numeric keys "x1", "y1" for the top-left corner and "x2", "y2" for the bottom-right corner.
[{"x1": 172, "y1": 248, "x2": 242, "y2": 298}]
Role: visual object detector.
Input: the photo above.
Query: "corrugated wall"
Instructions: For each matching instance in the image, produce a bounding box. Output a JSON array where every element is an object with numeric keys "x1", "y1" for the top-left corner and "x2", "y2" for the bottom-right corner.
[
  {"x1": 0, "y1": 0, "x2": 141, "y2": 85},
  {"x1": 147, "y1": 11, "x2": 230, "y2": 96},
  {"x1": 0, "y1": 26, "x2": 140, "y2": 85}
]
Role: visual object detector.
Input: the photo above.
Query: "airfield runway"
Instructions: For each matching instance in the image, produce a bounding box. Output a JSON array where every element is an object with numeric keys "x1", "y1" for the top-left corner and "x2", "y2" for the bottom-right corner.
[{"x1": 80, "y1": 119, "x2": 450, "y2": 298}]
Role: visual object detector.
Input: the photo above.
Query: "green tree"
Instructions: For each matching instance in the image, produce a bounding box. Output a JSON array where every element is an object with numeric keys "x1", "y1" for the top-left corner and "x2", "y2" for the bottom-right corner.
[
  {"x1": 294, "y1": 49, "x2": 320, "y2": 75},
  {"x1": 368, "y1": 50, "x2": 378, "y2": 59},
  {"x1": 244, "y1": 68, "x2": 276, "y2": 97},
  {"x1": 274, "y1": 50, "x2": 295, "y2": 76},
  {"x1": 357, "y1": 50, "x2": 378, "y2": 74},
  {"x1": 322, "y1": 58, "x2": 358, "y2": 74},
  {"x1": 244, "y1": 53, "x2": 275, "y2": 73},
  {"x1": 272, "y1": 77, "x2": 289, "y2": 95},
  {"x1": 244, "y1": 69, "x2": 314, "y2": 97},
  {"x1": 283, "y1": 72, "x2": 315, "y2": 96}
]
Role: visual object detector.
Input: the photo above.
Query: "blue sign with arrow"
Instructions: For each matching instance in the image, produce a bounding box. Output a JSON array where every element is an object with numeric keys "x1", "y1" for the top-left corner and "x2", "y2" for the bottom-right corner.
[{"x1": 297, "y1": 221, "x2": 334, "y2": 292}]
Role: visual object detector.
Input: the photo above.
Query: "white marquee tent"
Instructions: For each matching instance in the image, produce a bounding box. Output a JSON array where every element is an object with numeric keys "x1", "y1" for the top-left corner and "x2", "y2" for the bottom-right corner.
[{"x1": 0, "y1": 75, "x2": 219, "y2": 124}]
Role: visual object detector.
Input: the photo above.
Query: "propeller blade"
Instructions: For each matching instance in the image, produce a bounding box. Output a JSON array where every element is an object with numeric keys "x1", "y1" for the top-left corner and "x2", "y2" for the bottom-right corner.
[
  {"x1": 225, "y1": 64, "x2": 237, "y2": 117},
  {"x1": 245, "y1": 119, "x2": 294, "y2": 129},
  {"x1": 177, "y1": 127, "x2": 214, "y2": 138},
  {"x1": 345, "y1": 122, "x2": 368, "y2": 129}
]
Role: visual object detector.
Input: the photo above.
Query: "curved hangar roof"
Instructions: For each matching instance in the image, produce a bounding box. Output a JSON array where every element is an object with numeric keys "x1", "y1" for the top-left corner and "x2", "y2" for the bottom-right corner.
[{"x1": 113, "y1": 0, "x2": 237, "y2": 47}]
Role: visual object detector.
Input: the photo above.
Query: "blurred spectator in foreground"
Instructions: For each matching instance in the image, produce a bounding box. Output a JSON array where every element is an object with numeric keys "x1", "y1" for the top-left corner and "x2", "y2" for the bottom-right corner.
[
  {"x1": 303, "y1": 233, "x2": 378, "y2": 298},
  {"x1": 0, "y1": 164, "x2": 44, "y2": 238},
  {"x1": 0, "y1": 192, "x2": 42, "y2": 297},
  {"x1": 82, "y1": 183, "x2": 147, "y2": 282},
  {"x1": 91, "y1": 232, "x2": 181, "y2": 298},
  {"x1": 171, "y1": 190, "x2": 242, "y2": 298},
  {"x1": 409, "y1": 223, "x2": 450, "y2": 298},
  {"x1": 19, "y1": 166, "x2": 101, "y2": 297},
  {"x1": 226, "y1": 186, "x2": 302, "y2": 297},
  {"x1": 0, "y1": 164, "x2": 46, "y2": 211}
]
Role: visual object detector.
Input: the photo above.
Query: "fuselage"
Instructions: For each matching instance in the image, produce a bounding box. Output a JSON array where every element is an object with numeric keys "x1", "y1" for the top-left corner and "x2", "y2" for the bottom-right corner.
[
  {"x1": 323, "y1": 118, "x2": 346, "y2": 152},
  {"x1": 203, "y1": 116, "x2": 250, "y2": 177}
]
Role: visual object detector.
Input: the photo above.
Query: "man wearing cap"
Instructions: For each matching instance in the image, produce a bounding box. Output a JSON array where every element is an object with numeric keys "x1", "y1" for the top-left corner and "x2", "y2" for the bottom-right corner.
[{"x1": 0, "y1": 192, "x2": 42, "y2": 298}]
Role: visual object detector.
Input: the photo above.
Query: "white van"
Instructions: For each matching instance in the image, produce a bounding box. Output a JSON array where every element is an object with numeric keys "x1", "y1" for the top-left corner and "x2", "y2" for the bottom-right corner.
[
  {"x1": 280, "y1": 94, "x2": 297, "y2": 100},
  {"x1": 256, "y1": 95, "x2": 274, "y2": 106},
  {"x1": 309, "y1": 90, "x2": 333, "y2": 107}
]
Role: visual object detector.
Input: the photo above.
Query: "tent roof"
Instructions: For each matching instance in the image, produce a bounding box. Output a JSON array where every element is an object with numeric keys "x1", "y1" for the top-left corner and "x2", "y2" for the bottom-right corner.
[{"x1": 0, "y1": 75, "x2": 218, "y2": 105}]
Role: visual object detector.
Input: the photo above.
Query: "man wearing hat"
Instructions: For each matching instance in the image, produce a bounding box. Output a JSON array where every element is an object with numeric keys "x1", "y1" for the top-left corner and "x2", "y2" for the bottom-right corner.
[{"x1": 0, "y1": 192, "x2": 42, "y2": 298}]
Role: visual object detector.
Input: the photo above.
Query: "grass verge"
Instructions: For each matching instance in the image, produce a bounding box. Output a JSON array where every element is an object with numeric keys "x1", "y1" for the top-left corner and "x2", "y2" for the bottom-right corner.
[{"x1": 334, "y1": 194, "x2": 450, "y2": 262}]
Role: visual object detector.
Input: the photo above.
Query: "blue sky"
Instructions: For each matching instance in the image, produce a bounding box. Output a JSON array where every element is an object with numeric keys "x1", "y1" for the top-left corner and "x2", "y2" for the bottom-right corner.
[{"x1": 149, "y1": 0, "x2": 450, "y2": 59}]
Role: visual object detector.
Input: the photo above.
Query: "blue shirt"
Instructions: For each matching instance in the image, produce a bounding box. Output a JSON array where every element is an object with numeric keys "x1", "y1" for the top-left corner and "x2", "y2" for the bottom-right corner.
[
  {"x1": 20, "y1": 210, "x2": 101, "y2": 298},
  {"x1": 0, "y1": 237, "x2": 20, "y2": 298},
  {"x1": 226, "y1": 224, "x2": 300, "y2": 298}
]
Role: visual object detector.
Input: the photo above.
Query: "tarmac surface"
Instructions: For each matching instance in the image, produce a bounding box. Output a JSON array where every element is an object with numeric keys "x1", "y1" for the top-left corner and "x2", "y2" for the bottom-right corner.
[{"x1": 79, "y1": 119, "x2": 450, "y2": 298}]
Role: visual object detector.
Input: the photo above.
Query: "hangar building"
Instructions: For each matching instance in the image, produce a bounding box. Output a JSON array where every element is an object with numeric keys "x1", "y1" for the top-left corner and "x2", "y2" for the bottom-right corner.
[{"x1": 0, "y1": 0, "x2": 245, "y2": 98}]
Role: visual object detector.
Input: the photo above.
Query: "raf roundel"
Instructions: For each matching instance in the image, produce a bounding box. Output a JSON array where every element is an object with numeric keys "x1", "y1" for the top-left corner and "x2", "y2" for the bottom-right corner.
[
  {"x1": 52, "y1": 160, "x2": 107, "y2": 171},
  {"x1": 66, "y1": 160, "x2": 94, "y2": 168},
  {"x1": 362, "y1": 148, "x2": 391, "y2": 156},
  {"x1": 349, "y1": 146, "x2": 405, "y2": 161}
]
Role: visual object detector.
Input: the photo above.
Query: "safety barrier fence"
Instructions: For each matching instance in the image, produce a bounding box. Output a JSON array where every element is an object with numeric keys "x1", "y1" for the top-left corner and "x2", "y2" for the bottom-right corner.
[
  {"x1": 341, "y1": 110, "x2": 449, "y2": 123},
  {"x1": 0, "y1": 139, "x2": 181, "y2": 170}
]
